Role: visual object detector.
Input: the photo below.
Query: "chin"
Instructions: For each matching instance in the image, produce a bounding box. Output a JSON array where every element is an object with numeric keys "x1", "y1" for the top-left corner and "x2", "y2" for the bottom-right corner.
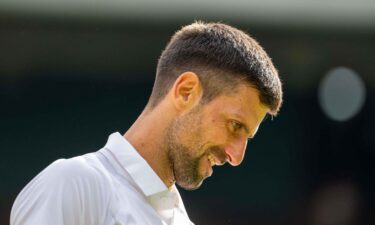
[{"x1": 176, "y1": 178, "x2": 205, "y2": 191}]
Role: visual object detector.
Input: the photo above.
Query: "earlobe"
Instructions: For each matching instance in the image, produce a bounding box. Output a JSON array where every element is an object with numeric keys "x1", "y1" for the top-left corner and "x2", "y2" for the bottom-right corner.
[{"x1": 172, "y1": 72, "x2": 202, "y2": 111}]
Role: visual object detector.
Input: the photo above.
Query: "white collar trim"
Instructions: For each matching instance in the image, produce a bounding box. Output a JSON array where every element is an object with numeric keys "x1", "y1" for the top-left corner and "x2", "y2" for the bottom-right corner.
[{"x1": 104, "y1": 132, "x2": 168, "y2": 196}]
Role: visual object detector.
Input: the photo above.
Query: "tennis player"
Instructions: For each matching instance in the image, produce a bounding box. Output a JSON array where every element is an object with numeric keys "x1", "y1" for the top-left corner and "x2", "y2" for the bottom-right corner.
[{"x1": 11, "y1": 21, "x2": 283, "y2": 225}]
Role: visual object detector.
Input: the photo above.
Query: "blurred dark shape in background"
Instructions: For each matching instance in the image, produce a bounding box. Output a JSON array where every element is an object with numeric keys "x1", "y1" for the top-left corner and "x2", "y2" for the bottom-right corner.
[
  {"x1": 307, "y1": 178, "x2": 362, "y2": 225},
  {"x1": 1, "y1": 1, "x2": 375, "y2": 224}
]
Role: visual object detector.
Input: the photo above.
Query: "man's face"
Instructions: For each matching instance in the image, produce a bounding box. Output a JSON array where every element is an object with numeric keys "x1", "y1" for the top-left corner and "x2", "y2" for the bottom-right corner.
[{"x1": 166, "y1": 84, "x2": 269, "y2": 190}]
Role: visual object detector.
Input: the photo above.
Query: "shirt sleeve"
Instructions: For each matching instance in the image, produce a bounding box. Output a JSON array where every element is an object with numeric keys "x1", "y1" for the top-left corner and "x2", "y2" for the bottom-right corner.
[{"x1": 10, "y1": 157, "x2": 111, "y2": 225}]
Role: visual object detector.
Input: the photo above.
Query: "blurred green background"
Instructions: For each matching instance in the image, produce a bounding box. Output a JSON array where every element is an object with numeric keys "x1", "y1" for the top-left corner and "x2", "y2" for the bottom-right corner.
[{"x1": 1, "y1": 1, "x2": 375, "y2": 224}]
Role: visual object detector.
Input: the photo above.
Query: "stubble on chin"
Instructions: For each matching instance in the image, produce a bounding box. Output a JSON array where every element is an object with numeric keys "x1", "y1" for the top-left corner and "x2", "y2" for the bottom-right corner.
[
  {"x1": 166, "y1": 133, "x2": 202, "y2": 190},
  {"x1": 165, "y1": 125, "x2": 205, "y2": 189},
  {"x1": 165, "y1": 105, "x2": 207, "y2": 190}
]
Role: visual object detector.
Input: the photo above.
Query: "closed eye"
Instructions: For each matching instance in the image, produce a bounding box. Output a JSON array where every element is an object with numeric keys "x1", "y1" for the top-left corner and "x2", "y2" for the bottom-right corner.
[
  {"x1": 231, "y1": 120, "x2": 244, "y2": 132},
  {"x1": 230, "y1": 120, "x2": 253, "y2": 140}
]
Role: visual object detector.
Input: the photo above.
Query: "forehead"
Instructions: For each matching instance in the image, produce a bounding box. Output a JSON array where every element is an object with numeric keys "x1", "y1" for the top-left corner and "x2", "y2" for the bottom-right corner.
[{"x1": 202, "y1": 84, "x2": 268, "y2": 126}]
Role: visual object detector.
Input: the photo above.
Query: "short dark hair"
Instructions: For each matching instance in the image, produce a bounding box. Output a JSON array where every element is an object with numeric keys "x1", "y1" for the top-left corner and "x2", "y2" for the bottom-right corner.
[{"x1": 148, "y1": 21, "x2": 283, "y2": 115}]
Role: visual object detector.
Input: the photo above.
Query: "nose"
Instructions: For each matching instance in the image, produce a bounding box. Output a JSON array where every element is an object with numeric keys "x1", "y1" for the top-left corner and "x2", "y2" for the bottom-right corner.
[{"x1": 224, "y1": 138, "x2": 248, "y2": 166}]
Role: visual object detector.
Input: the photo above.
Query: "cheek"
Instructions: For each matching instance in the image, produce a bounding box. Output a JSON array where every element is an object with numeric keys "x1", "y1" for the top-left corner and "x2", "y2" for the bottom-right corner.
[
  {"x1": 174, "y1": 119, "x2": 201, "y2": 145},
  {"x1": 204, "y1": 118, "x2": 228, "y2": 143},
  {"x1": 176, "y1": 121, "x2": 206, "y2": 155}
]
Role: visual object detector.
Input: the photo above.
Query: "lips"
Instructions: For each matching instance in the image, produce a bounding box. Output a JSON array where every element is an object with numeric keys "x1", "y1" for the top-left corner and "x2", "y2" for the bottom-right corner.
[
  {"x1": 208, "y1": 154, "x2": 215, "y2": 166},
  {"x1": 205, "y1": 152, "x2": 226, "y2": 178},
  {"x1": 207, "y1": 147, "x2": 227, "y2": 166},
  {"x1": 206, "y1": 156, "x2": 214, "y2": 177}
]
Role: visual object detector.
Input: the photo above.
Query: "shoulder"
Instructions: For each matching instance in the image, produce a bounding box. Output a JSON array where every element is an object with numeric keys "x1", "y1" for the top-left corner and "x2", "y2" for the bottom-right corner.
[
  {"x1": 47, "y1": 156, "x2": 104, "y2": 182},
  {"x1": 41, "y1": 155, "x2": 114, "y2": 198},
  {"x1": 11, "y1": 154, "x2": 113, "y2": 225},
  {"x1": 18, "y1": 154, "x2": 112, "y2": 198}
]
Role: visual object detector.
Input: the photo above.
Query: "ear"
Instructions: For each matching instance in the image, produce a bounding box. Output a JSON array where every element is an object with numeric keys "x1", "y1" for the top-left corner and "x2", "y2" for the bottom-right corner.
[{"x1": 171, "y1": 72, "x2": 202, "y2": 112}]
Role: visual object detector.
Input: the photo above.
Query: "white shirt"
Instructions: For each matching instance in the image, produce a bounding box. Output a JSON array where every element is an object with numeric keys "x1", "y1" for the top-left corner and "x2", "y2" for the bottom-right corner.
[{"x1": 10, "y1": 132, "x2": 194, "y2": 225}]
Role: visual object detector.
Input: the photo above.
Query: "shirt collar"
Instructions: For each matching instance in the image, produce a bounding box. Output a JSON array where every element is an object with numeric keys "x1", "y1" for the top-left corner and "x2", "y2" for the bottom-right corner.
[{"x1": 103, "y1": 132, "x2": 168, "y2": 196}]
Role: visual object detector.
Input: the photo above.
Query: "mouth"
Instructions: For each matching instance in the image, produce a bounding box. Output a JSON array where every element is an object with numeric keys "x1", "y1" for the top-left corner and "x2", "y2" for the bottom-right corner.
[
  {"x1": 207, "y1": 147, "x2": 227, "y2": 166},
  {"x1": 207, "y1": 154, "x2": 216, "y2": 166},
  {"x1": 205, "y1": 151, "x2": 226, "y2": 178}
]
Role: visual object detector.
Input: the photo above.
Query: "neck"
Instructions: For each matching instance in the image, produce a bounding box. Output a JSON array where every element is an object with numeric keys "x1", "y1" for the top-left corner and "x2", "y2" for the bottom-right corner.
[{"x1": 124, "y1": 105, "x2": 175, "y2": 188}]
